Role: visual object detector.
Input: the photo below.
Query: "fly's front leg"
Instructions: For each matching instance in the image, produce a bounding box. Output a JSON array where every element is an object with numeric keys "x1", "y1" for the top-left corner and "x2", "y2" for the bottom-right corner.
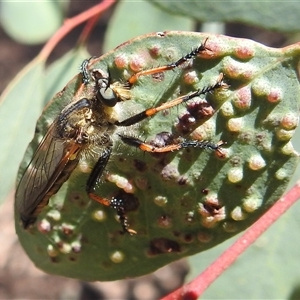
[
  {"x1": 128, "y1": 38, "x2": 209, "y2": 85},
  {"x1": 86, "y1": 146, "x2": 136, "y2": 235}
]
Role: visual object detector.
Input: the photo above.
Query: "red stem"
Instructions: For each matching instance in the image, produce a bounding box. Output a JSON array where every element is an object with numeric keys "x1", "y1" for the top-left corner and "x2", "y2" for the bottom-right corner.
[
  {"x1": 78, "y1": 13, "x2": 102, "y2": 46},
  {"x1": 39, "y1": 0, "x2": 116, "y2": 60},
  {"x1": 162, "y1": 180, "x2": 300, "y2": 300}
]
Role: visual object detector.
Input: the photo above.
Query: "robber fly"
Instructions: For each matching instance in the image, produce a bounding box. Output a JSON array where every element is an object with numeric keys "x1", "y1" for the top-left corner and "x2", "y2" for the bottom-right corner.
[{"x1": 15, "y1": 39, "x2": 227, "y2": 234}]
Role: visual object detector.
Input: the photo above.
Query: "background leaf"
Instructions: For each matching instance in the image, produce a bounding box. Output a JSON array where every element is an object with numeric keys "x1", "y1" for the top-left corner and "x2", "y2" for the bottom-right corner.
[
  {"x1": 0, "y1": 1, "x2": 68, "y2": 44},
  {"x1": 0, "y1": 58, "x2": 45, "y2": 202},
  {"x1": 150, "y1": 0, "x2": 300, "y2": 33},
  {"x1": 103, "y1": 0, "x2": 194, "y2": 52}
]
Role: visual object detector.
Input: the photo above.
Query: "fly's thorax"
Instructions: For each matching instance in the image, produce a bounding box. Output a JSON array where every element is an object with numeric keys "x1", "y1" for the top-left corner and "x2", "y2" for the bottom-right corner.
[
  {"x1": 54, "y1": 96, "x2": 112, "y2": 141},
  {"x1": 55, "y1": 108, "x2": 92, "y2": 141}
]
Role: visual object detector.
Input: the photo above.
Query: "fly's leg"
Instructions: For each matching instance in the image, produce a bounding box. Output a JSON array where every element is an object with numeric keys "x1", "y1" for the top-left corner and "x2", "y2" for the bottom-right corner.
[
  {"x1": 115, "y1": 73, "x2": 226, "y2": 127},
  {"x1": 80, "y1": 59, "x2": 91, "y2": 84},
  {"x1": 86, "y1": 147, "x2": 112, "y2": 207},
  {"x1": 86, "y1": 146, "x2": 136, "y2": 235},
  {"x1": 80, "y1": 56, "x2": 96, "y2": 84},
  {"x1": 119, "y1": 135, "x2": 226, "y2": 157},
  {"x1": 110, "y1": 197, "x2": 137, "y2": 235},
  {"x1": 128, "y1": 38, "x2": 209, "y2": 85}
]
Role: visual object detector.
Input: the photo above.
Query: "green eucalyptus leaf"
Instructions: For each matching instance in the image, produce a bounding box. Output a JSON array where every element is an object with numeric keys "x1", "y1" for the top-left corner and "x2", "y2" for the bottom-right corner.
[{"x1": 15, "y1": 32, "x2": 300, "y2": 281}]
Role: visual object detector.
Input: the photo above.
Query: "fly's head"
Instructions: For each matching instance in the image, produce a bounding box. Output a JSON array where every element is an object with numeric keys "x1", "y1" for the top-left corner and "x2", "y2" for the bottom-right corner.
[{"x1": 92, "y1": 69, "x2": 131, "y2": 108}]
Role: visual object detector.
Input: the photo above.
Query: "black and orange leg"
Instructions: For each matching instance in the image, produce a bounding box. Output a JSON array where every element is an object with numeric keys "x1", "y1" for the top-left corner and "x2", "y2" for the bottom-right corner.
[
  {"x1": 115, "y1": 73, "x2": 226, "y2": 127},
  {"x1": 86, "y1": 146, "x2": 136, "y2": 235},
  {"x1": 119, "y1": 134, "x2": 226, "y2": 157},
  {"x1": 86, "y1": 147, "x2": 112, "y2": 207},
  {"x1": 128, "y1": 38, "x2": 209, "y2": 85}
]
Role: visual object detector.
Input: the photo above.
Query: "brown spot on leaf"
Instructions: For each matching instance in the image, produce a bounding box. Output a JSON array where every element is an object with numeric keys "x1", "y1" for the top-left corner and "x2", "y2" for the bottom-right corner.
[
  {"x1": 148, "y1": 238, "x2": 181, "y2": 255},
  {"x1": 133, "y1": 159, "x2": 147, "y2": 172}
]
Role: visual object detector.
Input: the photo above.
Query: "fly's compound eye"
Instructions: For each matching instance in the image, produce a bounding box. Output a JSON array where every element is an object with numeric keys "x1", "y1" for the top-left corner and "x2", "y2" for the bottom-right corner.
[{"x1": 97, "y1": 78, "x2": 118, "y2": 107}]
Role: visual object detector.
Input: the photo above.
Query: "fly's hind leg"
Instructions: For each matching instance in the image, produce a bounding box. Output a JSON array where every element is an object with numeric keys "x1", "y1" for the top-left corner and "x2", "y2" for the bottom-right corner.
[
  {"x1": 119, "y1": 134, "x2": 226, "y2": 157},
  {"x1": 86, "y1": 146, "x2": 136, "y2": 235}
]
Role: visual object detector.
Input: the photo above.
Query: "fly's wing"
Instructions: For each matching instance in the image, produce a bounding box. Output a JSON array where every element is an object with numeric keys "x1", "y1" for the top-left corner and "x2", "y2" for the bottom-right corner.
[{"x1": 15, "y1": 123, "x2": 81, "y2": 228}]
